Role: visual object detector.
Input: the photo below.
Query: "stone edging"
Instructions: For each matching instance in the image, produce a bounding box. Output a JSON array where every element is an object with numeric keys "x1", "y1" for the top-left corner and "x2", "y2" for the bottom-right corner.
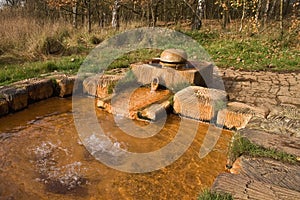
[{"x1": 0, "y1": 75, "x2": 77, "y2": 117}]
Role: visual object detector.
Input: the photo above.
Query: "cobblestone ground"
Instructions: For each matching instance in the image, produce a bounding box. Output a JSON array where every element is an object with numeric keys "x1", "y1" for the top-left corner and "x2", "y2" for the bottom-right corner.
[{"x1": 218, "y1": 68, "x2": 300, "y2": 137}]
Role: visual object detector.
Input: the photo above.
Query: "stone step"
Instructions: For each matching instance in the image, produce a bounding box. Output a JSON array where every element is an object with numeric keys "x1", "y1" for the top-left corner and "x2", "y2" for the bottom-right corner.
[{"x1": 212, "y1": 173, "x2": 300, "y2": 200}]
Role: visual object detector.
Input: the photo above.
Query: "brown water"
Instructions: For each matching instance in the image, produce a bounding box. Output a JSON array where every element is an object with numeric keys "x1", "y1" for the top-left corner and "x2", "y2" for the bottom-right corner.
[{"x1": 0, "y1": 97, "x2": 232, "y2": 200}]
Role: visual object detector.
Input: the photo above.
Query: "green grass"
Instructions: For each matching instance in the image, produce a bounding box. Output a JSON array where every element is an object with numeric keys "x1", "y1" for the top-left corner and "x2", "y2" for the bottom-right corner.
[
  {"x1": 108, "y1": 48, "x2": 161, "y2": 70},
  {"x1": 230, "y1": 134, "x2": 298, "y2": 164},
  {"x1": 0, "y1": 56, "x2": 84, "y2": 86},
  {"x1": 184, "y1": 30, "x2": 300, "y2": 71},
  {"x1": 198, "y1": 189, "x2": 233, "y2": 200},
  {"x1": 1, "y1": 28, "x2": 299, "y2": 86}
]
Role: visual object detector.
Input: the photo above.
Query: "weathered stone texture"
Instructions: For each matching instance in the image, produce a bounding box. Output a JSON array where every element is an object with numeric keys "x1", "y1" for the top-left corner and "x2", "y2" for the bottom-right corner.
[
  {"x1": 212, "y1": 173, "x2": 300, "y2": 200},
  {"x1": 173, "y1": 86, "x2": 227, "y2": 121},
  {"x1": 232, "y1": 156, "x2": 300, "y2": 192},
  {"x1": 1, "y1": 87, "x2": 28, "y2": 111},
  {"x1": 240, "y1": 129, "x2": 300, "y2": 157},
  {"x1": 138, "y1": 100, "x2": 171, "y2": 121},
  {"x1": 217, "y1": 102, "x2": 269, "y2": 130},
  {"x1": 56, "y1": 76, "x2": 76, "y2": 97},
  {"x1": 83, "y1": 74, "x2": 124, "y2": 98},
  {"x1": 27, "y1": 79, "x2": 53, "y2": 101},
  {"x1": 131, "y1": 62, "x2": 213, "y2": 88},
  {"x1": 0, "y1": 99, "x2": 9, "y2": 116}
]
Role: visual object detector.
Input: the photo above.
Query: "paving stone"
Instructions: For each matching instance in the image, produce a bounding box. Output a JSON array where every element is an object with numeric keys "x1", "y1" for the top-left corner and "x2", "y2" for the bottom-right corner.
[
  {"x1": 254, "y1": 97, "x2": 278, "y2": 106},
  {"x1": 212, "y1": 173, "x2": 300, "y2": 200},
  {"x1": 278, "y1": 96, "x2": 300, "y2": 106},
  {"x1": 278, "y1": 87, "x2": 291, "y2": 96}
]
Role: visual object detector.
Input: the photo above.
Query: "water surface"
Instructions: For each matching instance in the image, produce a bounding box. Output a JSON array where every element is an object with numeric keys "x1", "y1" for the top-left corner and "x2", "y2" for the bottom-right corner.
[{"x1": 0, "y1": 97, "x2": 232, "y2": 199}]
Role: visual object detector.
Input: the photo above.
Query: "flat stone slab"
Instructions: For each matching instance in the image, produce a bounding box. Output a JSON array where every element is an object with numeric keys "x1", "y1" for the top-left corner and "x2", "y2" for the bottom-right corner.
[
  {"x1": 173, "y1": 86, "x2": 227, "y2": 121},
  {"x1": 240, "y1": 128, "x2": 300, "y2": 157},
  {"x1": 229, "y1": 156, "x2": 300, "y2": 192},
  {"x1": 247, "y1": 104, "x2": 300, "y2": 137},
  {"x1": 212, "y1": 173, "x2": 300, "y2": 200},
  {"x1": 131, "y1": 62, "x2": 213, "y2": 89},
  {"x1": 217, "y1": 102, "x2": 269, "y2": 130}
]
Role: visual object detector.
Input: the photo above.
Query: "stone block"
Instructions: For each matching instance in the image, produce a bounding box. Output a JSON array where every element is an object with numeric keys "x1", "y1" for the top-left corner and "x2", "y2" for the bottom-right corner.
[
  {"x1": 0, "y1": 99, "x2": 9, "y2": 116},
  {"x1": 83, "y1": 74, "x2": 124, "y2": 98},
  {"x1": 131, "y1": 62, "x2": 213, "y2": 89},
  {"x1": 137, "y1": 100, "x2": 171, "y2": 121},
  {"x1": 1, "y1": 87, "x2": 28, "y2": 111},
  {"x1": 217, "y1": 102, "x2": 268, "y2": 130},
  {"x1": 173, "y1": 86, "x2": 227, "y2": 121},
  {"x1": 107, "y1": 88, "x2": 171, "y2": 120},
  {"x1": 27, "y1": 79, "x2": 53, "y2": 102},
  {"x1": 56, "y1": 76, "x2": 76, "y2": 97}
]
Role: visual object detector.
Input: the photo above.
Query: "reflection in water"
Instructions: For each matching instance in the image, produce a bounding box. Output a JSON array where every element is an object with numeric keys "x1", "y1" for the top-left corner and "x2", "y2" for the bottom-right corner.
[{"x1": 0, "y1": 97, "x2": 232, "y2": 199}]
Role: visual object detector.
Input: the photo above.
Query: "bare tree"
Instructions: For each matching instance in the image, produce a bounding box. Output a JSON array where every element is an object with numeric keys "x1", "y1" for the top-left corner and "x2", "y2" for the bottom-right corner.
[
  {"x1": 263, "y1": 0, "x2": 270, "y2": 28},
  {"x1": 193, "y1": 0, "x2": 204, "y2": 30},
  {"x1": 280, "y1": 0, "x2": 283, "y2": 36},
  {"x1": 255, "y1": 0, "x2": 262, "y2": 27},
  {"x1": 239, "y1": 0, "x2": 246, "y2": 32},
  {"x1": 72, "y1": 0, "x2": 78, "y2": 29},
  {"x1": 182, "y1": 0, "x2": 203, "y2": 30},
  {"x1": 111, "y1": 0, "x2": 120, "y2": 29}
]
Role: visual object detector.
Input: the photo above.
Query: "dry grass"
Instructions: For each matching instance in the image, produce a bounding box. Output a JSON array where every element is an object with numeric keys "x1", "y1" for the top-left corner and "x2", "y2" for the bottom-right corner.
[
  {"x1": 0, "y1": 15, "x2": 65, "y2": 58},
  {"x1": 0, "y1": 11, "x2": 110, "y2": 63}
]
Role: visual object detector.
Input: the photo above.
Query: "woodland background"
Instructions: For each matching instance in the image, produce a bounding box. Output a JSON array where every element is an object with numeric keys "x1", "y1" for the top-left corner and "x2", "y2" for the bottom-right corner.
[{"x1": 0, "y1": 0, "x2": 299, "y2": 85}]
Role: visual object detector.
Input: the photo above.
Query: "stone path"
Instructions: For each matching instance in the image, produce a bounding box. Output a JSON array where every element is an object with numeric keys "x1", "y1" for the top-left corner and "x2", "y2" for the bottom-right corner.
[
  {"x1": 212, "y1": 68, "x2": 300, "y2": 199},
  {"x1": 219, "y1": 68, "x2": 300, "y2": 138},
  {"x1": 219, "y1": 68, "x2": 300, "y2": 108}
]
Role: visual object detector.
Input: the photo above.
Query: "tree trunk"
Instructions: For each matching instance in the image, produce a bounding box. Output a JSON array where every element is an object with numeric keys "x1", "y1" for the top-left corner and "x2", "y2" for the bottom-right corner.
[
  {"x1": 255, "y1": 0, "x2": 262, "y2": 27},
  {"x1": 111, "y1": 0, "x2": 120, "y2": 30},
  {"x1": 87, "y1": 0, "x2": 92, "y2": 33},
  {"x1": 269, "y1": 0, "x2": 277, "y2": 19},
  {"x1": 72, "y1": 0, "x2": 78, "y2": 29},
  {"x1": 239, "y1": 0, "x2": 246, "y2": 32},
  {"x1": 263, "y1": 0, "x2": 270, "y2": 28},
  {"x1": 280, "y1": 0, "x2": 284, "y2": 36},
  {"x1": 182, "y1": 0, "x2": 203, "y2": 30},
  {"x1": 192, "y1": 0, "x2": 204, "y2": 30}
]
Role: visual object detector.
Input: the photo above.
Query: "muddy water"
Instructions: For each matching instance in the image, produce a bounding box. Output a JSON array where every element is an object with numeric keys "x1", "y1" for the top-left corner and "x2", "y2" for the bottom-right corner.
[{"x1": 0, "y1": 97, "x2": 232, "y2": 200}]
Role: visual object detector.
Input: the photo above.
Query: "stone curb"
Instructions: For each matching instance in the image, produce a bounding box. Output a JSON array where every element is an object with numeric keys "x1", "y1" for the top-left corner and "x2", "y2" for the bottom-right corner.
[{"x1": 0, "y1": 75, "x2": 77, "y2": 117}]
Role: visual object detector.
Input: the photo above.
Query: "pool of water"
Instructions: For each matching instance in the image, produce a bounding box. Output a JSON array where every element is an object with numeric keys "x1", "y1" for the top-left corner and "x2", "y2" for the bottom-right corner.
[{"x1": 0, "y1": 97, "x2": 232, "y2": 199}]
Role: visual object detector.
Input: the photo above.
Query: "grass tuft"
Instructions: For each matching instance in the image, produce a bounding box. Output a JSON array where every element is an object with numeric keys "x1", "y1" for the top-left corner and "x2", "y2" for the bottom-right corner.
[
  {"x1": 229, "y1": 134, "x2": 298, "y2": 164},
  {"x1": 198, "y1": 189, "x2": 233, "y2": 200}
]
